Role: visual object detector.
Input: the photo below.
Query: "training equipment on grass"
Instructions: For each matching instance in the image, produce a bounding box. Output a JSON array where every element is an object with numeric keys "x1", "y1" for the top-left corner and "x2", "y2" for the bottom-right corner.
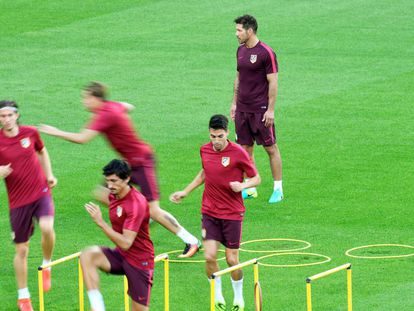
[
  {"x1": 37, "y1": 252, "x2": 170, "y2": 311},
  {"x1": 345, "y1": 243, "x2": 414, "y2": 259},
  {"x1": 239, "y1": 238, "x2": 312, "y2": 253},
  {"x1": 258, "y1": 252, "x2": 331, "y2": 268},
  {"x1": 210, "y1": 258, "x2": 261, "y2": 311},
  {"x1": 305, "y1": 263, "x2": 352, "y2": 311}
]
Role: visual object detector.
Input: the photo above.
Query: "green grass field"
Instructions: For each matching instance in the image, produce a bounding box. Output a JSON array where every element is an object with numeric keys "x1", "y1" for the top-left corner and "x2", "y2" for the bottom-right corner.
[{"x1": 1, "y1": 0, "x2": 413, "y2": 310}]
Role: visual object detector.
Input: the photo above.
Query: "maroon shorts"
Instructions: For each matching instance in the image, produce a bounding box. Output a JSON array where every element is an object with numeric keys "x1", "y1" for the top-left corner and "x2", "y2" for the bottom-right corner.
[
  {"x1": 10, "y1": 195, "x2": 55, "y2": 243},
  {"x1": 202, "y1": 214, "x2": 243, "y2": 249},
  {"x1": 235, "y1": 111, "x2": 276, "y2": 146},
  {"x1": 102, "y1": 247, "x2": 153, "y2": 306},
  {"x1": 130, "y1": 156, "x2": 160, "y2": 202}
]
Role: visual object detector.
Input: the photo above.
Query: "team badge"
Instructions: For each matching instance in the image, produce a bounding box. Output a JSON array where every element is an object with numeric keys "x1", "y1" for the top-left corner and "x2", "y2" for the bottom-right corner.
[
  {"x1": 20, "y1": 138, "x2": 31, "y2": 148},
  {"x1": 250, "y1": 54, "x2": 257, "y2": 63},
  {"x1": 221, "y1": 157, "x2": 230, "y2": 167},
  {"x1": 116, "y1": 206, "x2": 123, "y2": 217}
]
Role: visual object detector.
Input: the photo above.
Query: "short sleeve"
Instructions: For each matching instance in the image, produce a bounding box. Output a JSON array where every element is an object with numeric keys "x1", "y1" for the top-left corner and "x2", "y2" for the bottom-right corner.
[
  {"x1": 87, "y1": 110, "x2": 110, "y2": 133},
  {"x1": 238, "y1": 148, "x2": 258, "y2": 178},
  {"x1": 263, "y1": 48, "x2": 278, "y2": 75},
  {"x1": 33, "y1": 129, "x2": 45, "y2": 151}
]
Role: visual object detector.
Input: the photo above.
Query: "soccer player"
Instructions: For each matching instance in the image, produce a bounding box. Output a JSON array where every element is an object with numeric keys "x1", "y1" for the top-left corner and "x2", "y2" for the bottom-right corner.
[
  {"x1": 39, "y1": 82, "x2": 200, "y2": 257},
  {"x1": 0, "y1": 100, "x2": 57, "y2": 311},
  {"x1": 170, "y1": 114, "x2": 260, "y2": 311},
  {"x1": 81, "y1": 159, "x2": 154, "y2": 311},
  {"x1": 230, "y1": 14, "x2": 284, "y2": 203}
]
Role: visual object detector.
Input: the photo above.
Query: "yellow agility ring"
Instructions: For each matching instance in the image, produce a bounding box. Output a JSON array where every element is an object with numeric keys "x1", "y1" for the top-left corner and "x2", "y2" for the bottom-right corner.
[
  {"x1": 345, "y1": 244, "x2": 414, "y2": 259},
  {"x1": 239, "y1": 238, "x2": 311, "y2": 253},
  {"x1": 163, "y1": 249, "x2": 226, "y2": 264},
  {"x1": 258, "y1": 252, "x2": 331, "y2": 268}
]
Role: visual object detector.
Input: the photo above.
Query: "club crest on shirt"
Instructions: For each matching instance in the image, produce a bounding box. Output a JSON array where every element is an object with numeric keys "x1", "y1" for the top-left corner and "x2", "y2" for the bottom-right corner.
[
  {"x1": 116, "y1": 206, "x2": 123, "y2": 217},
  {"x1": 20, "y1": 138, "x2": 31, "y2": 148},
  {"x1": 221, "y1": 157, "x2": 230, "y2": 167},
  {"x1": 250, "y1": 54, "x2": 257, "y2": 63}
]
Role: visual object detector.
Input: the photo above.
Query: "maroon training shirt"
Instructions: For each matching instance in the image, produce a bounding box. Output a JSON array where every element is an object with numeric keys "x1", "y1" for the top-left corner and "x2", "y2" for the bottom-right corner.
[
  {"x1": 200, "y1": 141, "x2": 257, "y2": 221},
  {"x1": 236, "y1": 41, "x2": 278, "y2": 113},
  {"x1": 87, "y1": 101, "x2": 153, "y2": 167},
  {"x1": 0, "y1": 126, "x2": 50, "y2": 209},
  {"x1": 108, "y1": 187, "x2": 154, "y2": 270}
]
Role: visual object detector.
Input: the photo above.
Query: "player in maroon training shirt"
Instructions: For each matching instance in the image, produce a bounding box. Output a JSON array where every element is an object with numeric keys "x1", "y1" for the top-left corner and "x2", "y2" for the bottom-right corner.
[
  {"x1": 230, "y1": 15, "x2": 284, "y2": 204},
  {"x1": 80, "y1": 159, "x2": 154, "y2": 311},
  {"x1": 170, "y1": 115, "x2": 260, "y2": 311},
  {"x1": 39, "y1": 82, "x2": 200, "y2": 258},
  {"x1": 0, "y1": 100, "x2": 57, "y2": 311}
]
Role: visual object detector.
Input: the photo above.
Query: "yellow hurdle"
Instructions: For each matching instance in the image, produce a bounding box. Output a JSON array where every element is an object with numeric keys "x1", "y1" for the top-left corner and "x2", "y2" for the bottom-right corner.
[
  {"x1": 305, "y1": 263, "x2": 352, "y2": 311},
  {"x1": 210, "y1": 258, "x2": 260, "y2": 311},
  {"x1": 38, "y1": 252, "x2": 170, "y2": 311}
]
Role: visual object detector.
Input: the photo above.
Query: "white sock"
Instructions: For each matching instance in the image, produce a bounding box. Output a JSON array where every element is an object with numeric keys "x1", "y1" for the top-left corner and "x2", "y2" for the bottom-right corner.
[
  {"x1": 18, "y1": 288, "x2": 30, "y2": 299},
  {"x1": 42, "y1": 259, "x2": 51, "y2": 270},
  {"x1": 87, "y1": 289, "x2": 105, "y2": 311},
  {"x1": 209, "y1": 277, "x2": 225, "y2": 303},
  {"x1": 274, "y1": 180, "x2": 283, "y2": 192},
  {"x1": 176, "y1": 227, "x2": 198, "y2": 245},
  {"x1": 231, "y1": 277, "x2": 244, "y2": 307}
]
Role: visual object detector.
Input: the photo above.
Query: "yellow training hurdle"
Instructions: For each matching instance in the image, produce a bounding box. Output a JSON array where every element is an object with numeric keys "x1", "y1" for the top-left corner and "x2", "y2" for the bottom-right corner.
[
  {"x1": 210, "y1": 258, "x2": 261, "y2": 311},
  {"x1": 38, "y1": 252, "x2": 169, "y2": 311},
  {"x1": 306, "y1": 263, "x2": 352, "y2": 311}
]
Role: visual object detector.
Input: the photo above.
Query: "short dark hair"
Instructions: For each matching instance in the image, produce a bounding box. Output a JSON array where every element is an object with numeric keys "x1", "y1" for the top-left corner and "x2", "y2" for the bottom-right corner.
[
  {"x1": 0, "y1": 100, "x2": 19, "y2": 110},
  {"x1": 209, "y1": 114, "x2": 228, "y2": 131},
  {"x1": 103, "y1": 159, "x2": 131, "y2": 180},
  {"x1": 83, "y1": 81, "x2": 108, "y2": 100},
  {"x1": 234, "y1": 14, "x2": 258, "y2": 33}
]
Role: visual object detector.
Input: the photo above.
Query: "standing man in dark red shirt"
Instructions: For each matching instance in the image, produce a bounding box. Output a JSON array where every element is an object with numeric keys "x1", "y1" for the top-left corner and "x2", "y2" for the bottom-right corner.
[
  {"x1": 230, "y1": 14, "x2": 284, "y2": 203},
  {"x1": 39, "y1": 82, "x2": 200, "y2": 258},
  {"x1": 80, "y1": 159, "x2": 154, "y2": 311},
  {"x1": 0, "y1": 100, "x2": 57, "y2": 311},
  {"x1": 170, "y1": 115, "x2": 260, "y2": 311}
]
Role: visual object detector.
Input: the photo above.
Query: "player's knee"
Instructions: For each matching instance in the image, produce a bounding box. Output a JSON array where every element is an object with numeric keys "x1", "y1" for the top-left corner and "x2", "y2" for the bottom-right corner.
[
  {"x1": 226, "y1": 255, "x2": 239, "y2": 267},
  {"x1": 80, "y1": 246, "x2": 100, "y2": 267},
  {"x1": 204, "y1": 251, "x2": 217, "y2": 263},
  {"x1": 39, "y1": 217, "x2": 54, "y2": 235},
  {"x1": 15, "y1": 244, "x2": 29, "y2": 259},
  {"x1": 264, "y1": 144, "x2": 277, "y2": 156}
]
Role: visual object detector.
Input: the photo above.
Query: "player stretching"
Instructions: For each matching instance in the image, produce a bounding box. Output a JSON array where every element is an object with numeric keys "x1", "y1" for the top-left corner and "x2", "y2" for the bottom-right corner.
[
  {"x1": 40, "y1": 82, "x2": 200, "y2": 257},
  {"x1": 0, "y1": 100, "x2": 57, "y2": 311},
  {"x1": 170, "y1": 115, "x2": 260, "y2": 311},
  {"x1": 230, "y1": 14, "x2": 284, "y2": 203},
  {"x1": 81, "y1": 159, "x2": 154, "y2": 311}
]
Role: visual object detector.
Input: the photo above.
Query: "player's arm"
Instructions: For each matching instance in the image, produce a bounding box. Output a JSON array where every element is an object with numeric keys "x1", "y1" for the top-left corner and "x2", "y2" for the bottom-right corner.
[
  {"x1": 85, "y1": 202, "x2": 137, "y2": 251},
  {"x1": 93, "y1": 185, "x2": 110, "y2": 206},
  {"x1": 230, "y1": 173, "x2": 261, "y2": 193},
  {"x1": 119, "y1": 102, "x2": 135, "y2": 112},
  {"x1": 230, "y1": 72, "x2": 239, "y2": 121},
  {"x1": 39, "y1": 125, "x2": 99, "y2": 144},
  {"x1": 0, "y1": 164, "x2": 12, "y2": 179},
  {"x1": 37, "y1": 147, "x2": 57, "y2": 188},
  {"x1": 262, "y1": 72, "x2": 278, "y2": 128},
  {"x1": 169, "y1": 169, "x2": 205, "y2": 203}
]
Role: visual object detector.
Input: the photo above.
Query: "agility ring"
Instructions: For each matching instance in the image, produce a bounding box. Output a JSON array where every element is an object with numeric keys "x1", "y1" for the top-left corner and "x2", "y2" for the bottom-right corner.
[
  {"x1": 345, "y1": 244, "x2": 414, "y2": 259},
  {"x1": 239, "y1": 238, "x2": 311, "y2": 253},
  {"x1": 258, "y1": 252, "x2": 331, "y2": 268}
]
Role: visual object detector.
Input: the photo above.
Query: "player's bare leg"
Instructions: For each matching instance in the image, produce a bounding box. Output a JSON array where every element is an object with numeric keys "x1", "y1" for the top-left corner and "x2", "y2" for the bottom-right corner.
[
  {"x1": 131, "y1": 301, "x2": 149, "y2": 311},
  {"x1": 80, "y1": 246, "x2": 111, "y2": 311},
  {"x1": 264, "y1": 144, "x2": 283, "y2": 203},
  {"x1": 204, "y1": 240, "x2": 226, "y2": 309},
  {"x1": 38, "y1": 216, "x2": 55, "y2": 292},
  {"x1": 240, "y1": 144, "x2": 258, "y2": 199},
  {"x1": 149, "y1": 201, "x2": 200, "y2": 257},
  {"x1": 225, "y1": 248, "x2": 245, "y2": 310},
  {"x1": 14, "y1": 242, "x2": 29, "y2": 290}
]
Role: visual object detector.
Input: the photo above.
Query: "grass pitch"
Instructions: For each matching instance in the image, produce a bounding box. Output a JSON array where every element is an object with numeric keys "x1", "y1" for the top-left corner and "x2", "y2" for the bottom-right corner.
[{"x1": 0, "y1": 0, "x2": 413, "y2": 310}]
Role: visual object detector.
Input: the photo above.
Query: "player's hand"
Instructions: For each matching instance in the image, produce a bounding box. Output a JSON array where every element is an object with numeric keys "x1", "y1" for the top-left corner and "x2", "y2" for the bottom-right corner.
[
  {"x1": 262, "y1": 110, "x2": 274, "y2": 128},
  {"x1": 230, "y1": 103, "x2": 237, "y2": 121},
  {"x1": 0, "y1": 164, "x2": 12, "y2": 178},
  {"x1": 85, "y1": 202, "x2": 104, "y2": 226},
  {"x1": 229, "y1": 181, "x2": 243, "y2": 193},
  {"x1": 38, "y1": 124, "x2": 60, "y2": 136},
  {"x1": 47, "y1": 175, "x2": 58, "y2": 188},
  {"x1": 169, "y1": 191, "x2": 187, "y2": 204}
]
